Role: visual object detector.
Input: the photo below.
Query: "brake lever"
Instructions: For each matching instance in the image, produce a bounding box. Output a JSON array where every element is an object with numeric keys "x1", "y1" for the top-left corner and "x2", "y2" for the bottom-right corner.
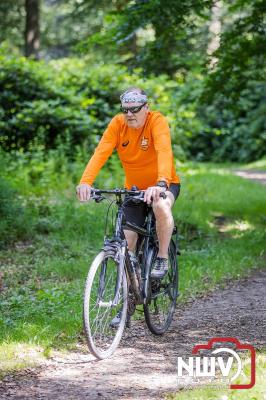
[
  {"x1": 90, "y1": 188, "x2": 105, "y2": 203},
  {"x1": 94, "y1": 195, "x2": 104, "y2": 203}
]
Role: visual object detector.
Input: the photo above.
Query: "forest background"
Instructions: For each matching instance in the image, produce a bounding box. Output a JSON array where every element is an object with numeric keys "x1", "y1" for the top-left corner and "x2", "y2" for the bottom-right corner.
[
  {"x1": 0, "y1": 0, "x2": 265, "y2": 387},
  {"x1": 1, "y1": 0, "x2": 265, "y2": 163}
]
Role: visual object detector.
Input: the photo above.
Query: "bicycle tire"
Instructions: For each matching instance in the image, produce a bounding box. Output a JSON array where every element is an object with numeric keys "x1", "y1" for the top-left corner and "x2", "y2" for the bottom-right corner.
[
  {"x1": 83, "y1": 251, "x2": 128, "y2": 359},
  {"x1": 144, "y1": 240, "x2": 178, "y2": 335}
]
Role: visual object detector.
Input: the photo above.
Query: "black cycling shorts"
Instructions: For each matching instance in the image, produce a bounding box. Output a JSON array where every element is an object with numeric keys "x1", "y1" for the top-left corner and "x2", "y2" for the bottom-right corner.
[{"x1": 123, "y1": 183, "x2": 181, "y2": 229}]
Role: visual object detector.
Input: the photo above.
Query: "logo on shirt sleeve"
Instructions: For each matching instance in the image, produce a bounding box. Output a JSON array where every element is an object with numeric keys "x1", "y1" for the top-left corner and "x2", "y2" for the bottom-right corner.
[
  {"x1": 140, "y1": 136, "x2": 149, "y2": 151},
  {"x1": 122, "y1": 140, "x2": 129, "y2": 147}
]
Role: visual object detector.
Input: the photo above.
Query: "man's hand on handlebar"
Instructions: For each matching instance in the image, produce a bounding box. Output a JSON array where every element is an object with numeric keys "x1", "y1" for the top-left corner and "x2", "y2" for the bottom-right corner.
[
  {"x1": 76, "y1": 185, "x2": 166, "y2": 203},
  {"x1": 144, "y1": 186, "x2": 166, "y2": 204},
  {"x1": 76, "y1": 183, "x2": 92, "y2": 202}
]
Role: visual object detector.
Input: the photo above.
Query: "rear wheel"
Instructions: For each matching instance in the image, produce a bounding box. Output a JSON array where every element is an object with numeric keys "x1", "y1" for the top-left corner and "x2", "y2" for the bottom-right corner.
[
  {"x1": 83, "y1": 251, "x2": 128, "y2": 359},
  {"x1": 144, "y1": 240, "x2": 178, "y2": 335}
]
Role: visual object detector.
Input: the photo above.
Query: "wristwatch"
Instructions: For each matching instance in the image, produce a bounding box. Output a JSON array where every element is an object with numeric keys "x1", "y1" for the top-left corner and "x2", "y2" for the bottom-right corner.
[{"x1": 156, "y1": 180, "x2": 168, "y2": 189}]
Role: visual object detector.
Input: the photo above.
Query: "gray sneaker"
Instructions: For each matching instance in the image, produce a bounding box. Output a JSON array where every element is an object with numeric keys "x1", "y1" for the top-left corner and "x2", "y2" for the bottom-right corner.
[
  {"x1": 109, "y1": 310, "x2": 122, "y2": 328},
  {"x1": 150, "y1": 257, "x2": 168, "y2": 279},
  {"x1": 109, "y1": 309, "x2": 131, "y2": 328}
]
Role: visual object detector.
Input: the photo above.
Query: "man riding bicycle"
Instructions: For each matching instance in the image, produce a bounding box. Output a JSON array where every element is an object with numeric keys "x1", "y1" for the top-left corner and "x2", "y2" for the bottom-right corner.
[{"x1": 76, "y1": 87, "x2": 180, "y2": 279}]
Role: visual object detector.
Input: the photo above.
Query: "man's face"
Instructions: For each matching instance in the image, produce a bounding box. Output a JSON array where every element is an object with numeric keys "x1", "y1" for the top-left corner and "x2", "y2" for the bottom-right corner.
[{"x1": 121, "y1": 102, "x2": 149, "y2": 129}]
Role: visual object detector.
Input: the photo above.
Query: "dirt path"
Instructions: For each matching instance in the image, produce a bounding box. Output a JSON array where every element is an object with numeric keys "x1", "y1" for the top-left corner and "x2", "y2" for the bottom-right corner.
[
  {"x1": 1, "y1": 269, "x2": 265, "y2": 400},
  {"x1": 233, "y1": 169, "x2": 266, "y2": 185}
]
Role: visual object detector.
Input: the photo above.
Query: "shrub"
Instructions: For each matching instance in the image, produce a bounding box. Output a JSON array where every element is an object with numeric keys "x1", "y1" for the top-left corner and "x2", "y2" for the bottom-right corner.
[
  {"x1": 0, "y1": 52, "x2": 264, "y2": 162},
  {"x1": 0, "y1": 54, "x2": 191, "y2": 161}
]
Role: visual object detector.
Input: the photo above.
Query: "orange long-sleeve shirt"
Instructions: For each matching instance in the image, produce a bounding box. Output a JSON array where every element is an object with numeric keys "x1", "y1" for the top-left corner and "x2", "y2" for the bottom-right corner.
[{"x1": 80, "y1": 111, "x2": 180, "y2": 190}]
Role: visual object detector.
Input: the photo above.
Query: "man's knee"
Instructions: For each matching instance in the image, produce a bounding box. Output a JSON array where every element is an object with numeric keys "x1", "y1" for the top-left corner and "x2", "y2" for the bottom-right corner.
[{"x1": 152, "y1": 198, "x2": 173, "y2": 219}]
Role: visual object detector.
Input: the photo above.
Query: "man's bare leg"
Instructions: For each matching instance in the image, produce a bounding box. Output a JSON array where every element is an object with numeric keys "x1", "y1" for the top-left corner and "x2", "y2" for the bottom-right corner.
[
  {"x1": 152, "y1": 192, "x2": 175, "y2": 258},
  {"x1": 124, "y1": 229, "x2": 138, "y2": 253}
]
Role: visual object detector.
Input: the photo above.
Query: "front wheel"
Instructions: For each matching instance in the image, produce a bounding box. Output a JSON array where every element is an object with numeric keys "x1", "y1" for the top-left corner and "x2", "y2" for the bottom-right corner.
[
  {"x1": 144, "y1": 240, "x2": 178, "y2": 335},
  {"x1": 83, "y1": 251, "x2": 128, "y2": 359}
]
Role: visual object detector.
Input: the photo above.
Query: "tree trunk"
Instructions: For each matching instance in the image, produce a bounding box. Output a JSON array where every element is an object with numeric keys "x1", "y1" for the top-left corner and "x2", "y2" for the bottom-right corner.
[
  {"x1": 207, "y1": 0, "x2": 222, "y2": 68},
  {"x1": 25, "y1": 0, "x2": 40, "y2": 59}
]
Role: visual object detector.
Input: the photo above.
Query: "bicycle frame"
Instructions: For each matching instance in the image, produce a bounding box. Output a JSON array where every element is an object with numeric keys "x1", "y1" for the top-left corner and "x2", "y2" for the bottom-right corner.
[
  {"x1": 92, "y1": 188, "x2": 157, "y2": 308},
  {"x1": 124, "y1": 210, "x2": 158, "y2": 304}
]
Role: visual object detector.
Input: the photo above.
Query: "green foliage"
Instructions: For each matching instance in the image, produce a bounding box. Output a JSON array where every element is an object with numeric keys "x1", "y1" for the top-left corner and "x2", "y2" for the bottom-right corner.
[
  {"x1": 0, "y1": 175, "x2": 34, "y2": 248},
  {"x1": 126, "y1": 0, "x2": 212, "y2": 75},
  {"x1": 0, "y1": 56, "x2": 93, "y2": 151},
  {"x1": 0, "y1": 1, "x2": 264, "y2": 164},
  {"x1": 194, "y1": 0, "x2": 266, "y2": 162},
  {"x1": 41, "y1": 0, "x2": 109, "y2": 57},
  {"x1": 0, "y1": 11, "x2": 265, "y2": 164},
  {"x1": 0, "y1": 0, "x2": 115, "y2": 58},
  {"x1": 1, "y1": 51, "x2": 264, "y2": 163},
  {"x1": 0, "y1": 51, "x2": 264, "y2": 163},
  {"x1": 81, "y1": 0, "x2": 212, "y2": 76},
  {"x1": 204, "y1": 0, "x2": 265, "y2": 102},
  {"x1": 0, "y1": 0, "x2": 24, "y2": 50},
  {"x1": 0, "y1": 53, "x2": 192, "y2": 160},
  {"x1": 187, "y1": 85, "x2": 266, "y2": 162}
]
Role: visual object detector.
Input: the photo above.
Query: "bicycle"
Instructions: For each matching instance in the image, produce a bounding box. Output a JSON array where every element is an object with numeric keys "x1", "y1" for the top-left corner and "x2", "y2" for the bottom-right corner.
[{"x1": 83, "y1": 187, "x2": 179, "y2": 359}]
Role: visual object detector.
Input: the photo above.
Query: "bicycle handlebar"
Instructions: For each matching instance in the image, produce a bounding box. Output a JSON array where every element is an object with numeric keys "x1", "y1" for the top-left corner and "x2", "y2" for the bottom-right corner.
[{"x1": 90, "y1": 187, "x2": 166, "y2": 201}]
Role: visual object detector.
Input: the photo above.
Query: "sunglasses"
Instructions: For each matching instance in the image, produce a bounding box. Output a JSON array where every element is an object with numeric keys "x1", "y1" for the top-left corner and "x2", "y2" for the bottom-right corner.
[{"x1": 120, "y1": 103, "x2": 147, "y2": 114}]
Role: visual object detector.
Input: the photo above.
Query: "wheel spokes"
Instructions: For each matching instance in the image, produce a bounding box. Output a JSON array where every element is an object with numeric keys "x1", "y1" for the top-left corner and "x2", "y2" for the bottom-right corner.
[
  {"x1": 85, "y1": 255, "x2": 126, "y2": 354},
  {"x1": 145, "y1": 248, "x2": 177, "y2": 332}
]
